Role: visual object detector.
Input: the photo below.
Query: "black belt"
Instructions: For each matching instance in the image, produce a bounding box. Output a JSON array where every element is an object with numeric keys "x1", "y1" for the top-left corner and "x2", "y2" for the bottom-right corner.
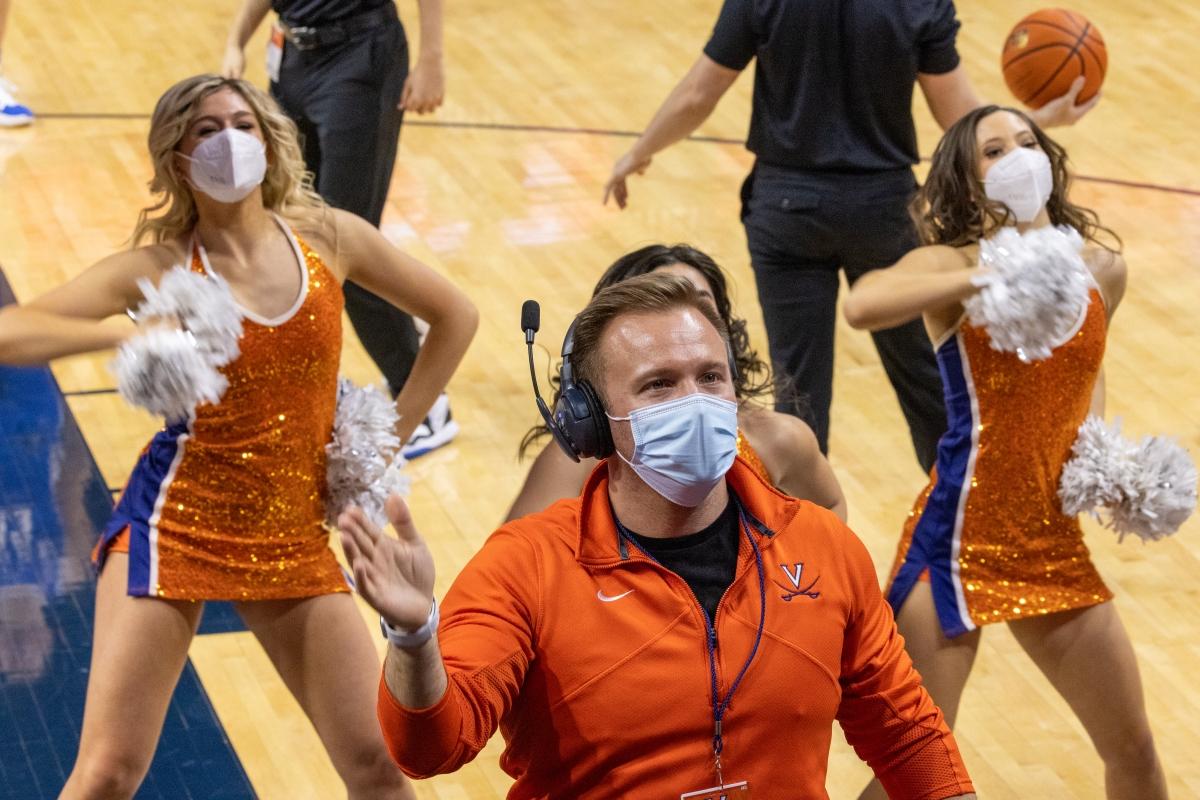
[{"x1": 281, "y1": 5, "x2": 396, "y2": 51}]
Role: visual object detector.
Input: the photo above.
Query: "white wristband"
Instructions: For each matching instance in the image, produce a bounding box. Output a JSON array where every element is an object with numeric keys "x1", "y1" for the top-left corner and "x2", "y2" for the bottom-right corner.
[{"x1": 379, "y1": 597, "x2": 439, "y2": 649}]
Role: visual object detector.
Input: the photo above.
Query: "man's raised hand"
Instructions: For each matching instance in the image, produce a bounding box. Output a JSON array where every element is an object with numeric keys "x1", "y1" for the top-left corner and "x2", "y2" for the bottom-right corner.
[{"x1": 339, "y1": 494, "x2": 436, "y2": 631}]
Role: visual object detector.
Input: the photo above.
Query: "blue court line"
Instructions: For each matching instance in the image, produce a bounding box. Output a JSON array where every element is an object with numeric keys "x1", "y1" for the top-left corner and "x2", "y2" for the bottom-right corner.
[{"x1": 0, "y1": 268, "x2": 255, "y2": 799}]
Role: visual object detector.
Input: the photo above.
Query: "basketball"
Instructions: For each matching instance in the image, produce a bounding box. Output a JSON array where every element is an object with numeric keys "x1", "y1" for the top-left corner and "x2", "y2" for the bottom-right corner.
[{"x1": 1002, "y1": 9, "x2": 1106, "y2": 109}]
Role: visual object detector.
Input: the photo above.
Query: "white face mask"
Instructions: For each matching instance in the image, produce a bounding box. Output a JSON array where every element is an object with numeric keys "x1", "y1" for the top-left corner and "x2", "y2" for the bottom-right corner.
[
  {"x1": 607, "y1": 393, "x2": 739, "y2": 507},
  {"x1": 182, "y1": 128, "x2": 267, "y2": 203},
  {"x1": 983, "y1": 146, "x2": 1053, "y2": 223}
]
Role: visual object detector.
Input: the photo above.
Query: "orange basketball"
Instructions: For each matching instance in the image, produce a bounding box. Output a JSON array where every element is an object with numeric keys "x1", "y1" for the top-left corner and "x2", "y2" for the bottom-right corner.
[{"x1": 1001, "y1": 9, "x2": 1106, "y2": 109}]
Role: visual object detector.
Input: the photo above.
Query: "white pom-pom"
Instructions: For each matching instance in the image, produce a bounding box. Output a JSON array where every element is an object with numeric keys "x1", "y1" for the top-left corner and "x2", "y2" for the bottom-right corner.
[
  {"x1": 112, "y1": 329, "x2": 228, "y2": 421},
  {"x1": 1108, "y1": 435, "x2": 1198, "y2": 542},
  {"x1": 967, "y1": 225, "x2": 1092, "y2": 362},
  {"x1": 1060, "y1": 416, "x2": 1198, "y2": 543},
  {"x1": 112, "y1": 267, "x2": 244, "y2": 420},
  {"x1": 134, "y1": 267, "x2": 243, "y2": 365},
  {"x1": 325, "y1": 378, "x2": 410, "y2": 528},
  {"x1": 1059, "y1": 417, "x2": 1133, "y2": 516}
]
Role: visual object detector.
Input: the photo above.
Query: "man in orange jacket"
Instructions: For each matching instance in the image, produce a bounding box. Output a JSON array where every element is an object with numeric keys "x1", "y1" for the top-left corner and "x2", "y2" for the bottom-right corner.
[{"x1": 339, "y1": 273, "x2": 977, "y2": 799}]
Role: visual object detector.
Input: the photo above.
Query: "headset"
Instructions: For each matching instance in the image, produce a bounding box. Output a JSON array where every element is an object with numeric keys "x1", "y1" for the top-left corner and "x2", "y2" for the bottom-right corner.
[
  {"x1": 521, "y1": 299, "x2": 738, "y2": 463},
  {"x1": 522, "y1": 300, "x2": 613, "y2": 461}
]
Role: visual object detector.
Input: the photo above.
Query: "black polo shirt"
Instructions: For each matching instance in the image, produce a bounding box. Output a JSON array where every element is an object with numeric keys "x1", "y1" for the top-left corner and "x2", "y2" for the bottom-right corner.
[
  {"x1": 272, "y1": 0, "x2": 389, "y2": 26},
  {"x1": 704, "y1": 0, "x2": 962, "y2": 173}
]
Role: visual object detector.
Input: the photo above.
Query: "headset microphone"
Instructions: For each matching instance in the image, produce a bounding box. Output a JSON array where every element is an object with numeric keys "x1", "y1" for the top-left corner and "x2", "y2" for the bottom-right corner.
[
  {"x1": 520, "y1": 291, "x2": 733, "y2": 464},
  {"x1": 521, "y1": 300, "x2": 584, "y2": 462},
  {"x1": 520, "y1": 299, "x2": 539, "y2": 345}
]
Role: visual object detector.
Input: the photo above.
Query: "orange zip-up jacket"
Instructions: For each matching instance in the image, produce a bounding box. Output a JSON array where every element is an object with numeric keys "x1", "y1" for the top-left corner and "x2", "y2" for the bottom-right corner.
[{"x1": 379, "y1": 458, "x2": 974, "y2": 799}]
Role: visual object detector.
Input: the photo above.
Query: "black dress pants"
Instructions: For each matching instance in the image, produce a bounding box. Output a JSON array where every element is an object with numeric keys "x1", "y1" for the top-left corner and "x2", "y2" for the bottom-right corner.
[
  {"x1": 741, "y1": 162, "x2": 947, "y2": 473},
  {"x1": 272, "y1": 11, "x2": 420, "y2": 398}
]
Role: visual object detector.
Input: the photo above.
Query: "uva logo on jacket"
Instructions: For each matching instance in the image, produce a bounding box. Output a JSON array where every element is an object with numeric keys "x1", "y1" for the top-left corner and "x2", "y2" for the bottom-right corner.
[{"x1": 774, "y1": 561, "x2": 821, "y2": 601}]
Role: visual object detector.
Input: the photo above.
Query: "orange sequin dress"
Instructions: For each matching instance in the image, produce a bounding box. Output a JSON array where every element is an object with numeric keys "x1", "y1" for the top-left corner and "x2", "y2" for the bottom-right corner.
[
  {"x1": 885, "y1": 290, "x2": 1112, "y2": 637},
  {"x1": 736, "y1": 430, "x2": 772, "y2": 485},
  {"x1": 97, "y1": 218, "x2": 349, "y2": 600}
]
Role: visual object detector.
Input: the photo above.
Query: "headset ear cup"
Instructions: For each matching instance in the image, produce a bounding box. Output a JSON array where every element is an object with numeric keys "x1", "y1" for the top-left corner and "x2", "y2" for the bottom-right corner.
[
  {"x1": 552, "y1": 388, "x2": 586, "y2": 460},
  {"x1": 578, "y1": 380, "x2": 613, "y2": 459},
  {"x1": 546, "y1": 396, "x2": 584, "y2": 462},
  {"x1": 554, "y1": 385, "x2": 608, "y2": 460}
]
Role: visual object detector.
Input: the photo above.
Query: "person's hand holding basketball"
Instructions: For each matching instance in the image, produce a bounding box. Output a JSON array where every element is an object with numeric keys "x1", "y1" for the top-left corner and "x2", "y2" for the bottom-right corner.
[
  {"x1": 1028, "y1": 76, "x2": 1100, "y2": 128},
  {"x1": 339, "y1": 494, "x2": 437, "y2": 631},
  {"x1": 1002, "y1": 9, "x2": 1105, "y2": 128},
  {"x1": 604, "y1": 149, "x2": 653, "y2": 209}
]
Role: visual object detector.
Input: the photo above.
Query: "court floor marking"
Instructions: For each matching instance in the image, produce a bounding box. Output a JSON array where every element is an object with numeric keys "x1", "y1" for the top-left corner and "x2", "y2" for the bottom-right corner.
[{"x1": 23, "y1": 112, "x2": 1200, "y2": 198}]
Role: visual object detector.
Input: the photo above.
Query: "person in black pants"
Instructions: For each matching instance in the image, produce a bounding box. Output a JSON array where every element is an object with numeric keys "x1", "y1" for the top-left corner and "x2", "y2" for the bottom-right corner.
[
  {"x1": 223, "y1": 0, "x2": 458, "y2": 458},
  {"x1": 605, "y1": 0, "x2": 1097, "y2": 473}
]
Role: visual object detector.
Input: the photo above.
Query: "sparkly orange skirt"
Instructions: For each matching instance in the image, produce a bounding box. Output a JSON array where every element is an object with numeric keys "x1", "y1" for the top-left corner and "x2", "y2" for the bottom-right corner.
[
  {"x1": 94, "y1": 422, "x2": 349, "y2": 601},
  {"x1": 886, "y1": 467, "x2": 1111, "y2": 638}
]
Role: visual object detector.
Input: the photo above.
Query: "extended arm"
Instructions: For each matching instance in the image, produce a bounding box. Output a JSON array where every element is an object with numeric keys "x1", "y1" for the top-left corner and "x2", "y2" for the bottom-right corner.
[
  {"x1": 221, "y1": 0, "x2": 272, "y2": 79},
  {"x1": 333, "y1": 209, "x2": 478, "y2": 443},
  {"x1": 400, "y1": 0, "x2": 446, "y2": 113},
  {"x1": 0, "y1": 308, "x2": 131, "y2": 364},
  {"x1": 339, "y1": 498, "x2": 536, "y2": 778},
  {"x1": 339, "y1": 500, "x2": 448, "y2": 708},
  {"x1": 919, "y1": 65, "x2": 1099, "y2": 132},
  {"x1": 604, "y1": 55, "x2": 740, "y2": 208},
  {"x1": 0, "y1": 247, "x2": 168, "y2": 364},
  {"x1": 842, "y1": 245, "x2": 976, "y2": 332},
  {"x1": 917, "y1": 65, "x2": 985, "y2": 131}
]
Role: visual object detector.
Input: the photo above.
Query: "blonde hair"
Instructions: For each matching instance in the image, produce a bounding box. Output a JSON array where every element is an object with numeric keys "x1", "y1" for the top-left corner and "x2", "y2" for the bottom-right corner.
[{"x1": 132, "y1": 75, "x2": 327, "y2": 246}]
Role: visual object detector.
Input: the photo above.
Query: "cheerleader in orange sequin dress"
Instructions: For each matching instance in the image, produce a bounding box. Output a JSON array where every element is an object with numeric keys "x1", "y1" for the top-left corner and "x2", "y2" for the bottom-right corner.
[
  {"x1": 844, "y1": 106, "x2": 1167, "y2": 798},
  {"x1": 96, "y1": 223, "x2": 349, "y2": 600},
  {"x1": 884, "y1": 282, "x2": 1111, "y2": 637},
  {"x1": 0, "y1": 76, "x2": 476, "y2": 800},
  {"x1": 505, "y1": 244, "x2": 846, "y2": 522}
]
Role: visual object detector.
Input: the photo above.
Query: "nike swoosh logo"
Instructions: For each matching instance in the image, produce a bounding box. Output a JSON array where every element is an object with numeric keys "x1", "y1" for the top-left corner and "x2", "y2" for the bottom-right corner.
[{"x1": 596, "y1": 589, "x2": 635, "y2": 603}]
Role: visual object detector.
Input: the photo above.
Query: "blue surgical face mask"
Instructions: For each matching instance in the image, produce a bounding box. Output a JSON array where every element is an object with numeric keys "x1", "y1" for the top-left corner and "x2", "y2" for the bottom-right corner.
[{"x1": 606, "y1": 393, "x2": 739, "y2": 507}]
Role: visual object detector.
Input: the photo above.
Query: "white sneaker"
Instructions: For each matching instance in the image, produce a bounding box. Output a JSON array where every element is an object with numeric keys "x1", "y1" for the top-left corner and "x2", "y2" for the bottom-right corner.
[
  {"x1": 0, "y1": 79, "x2": 33, "y2": 127},
  {"x1": 401, "y1": 393, "x2": 459, "y2": 459}
]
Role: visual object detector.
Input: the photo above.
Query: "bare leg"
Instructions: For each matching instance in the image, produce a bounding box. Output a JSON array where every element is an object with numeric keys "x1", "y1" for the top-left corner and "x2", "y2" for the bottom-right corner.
[
  {"x1": 1009, "y1": 602, "x2": 1167, "y2": 800},
  {"x1": 858, "y1": 581, "x2": 981, "y2": 800},
  {"x1": 235, "y1": 592, "x2": 415, "y2": 800},
  {"x1": 59, "y1": 554, "x2": 204, "y2": 799}
]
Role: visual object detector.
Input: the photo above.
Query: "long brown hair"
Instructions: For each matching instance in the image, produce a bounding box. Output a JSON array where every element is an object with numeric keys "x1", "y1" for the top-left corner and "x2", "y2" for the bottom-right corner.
[
  {"x1": 912, "y1": 105, "x2": 1119, "y2": 250},
  {"x1": 131, "y1": 75, "x2": 326, "y2": 246}
]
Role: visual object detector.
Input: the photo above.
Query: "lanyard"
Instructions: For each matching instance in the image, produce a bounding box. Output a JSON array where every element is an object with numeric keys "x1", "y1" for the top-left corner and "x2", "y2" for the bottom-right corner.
[{"x1": 614, "y1": 501, "x2": 768, "y2": 783}]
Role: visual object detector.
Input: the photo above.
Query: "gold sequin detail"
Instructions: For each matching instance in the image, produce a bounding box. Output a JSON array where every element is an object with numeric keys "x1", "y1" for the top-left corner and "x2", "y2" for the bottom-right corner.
[
  {"x1": 888, "y1": 291, "x2": 1112, "y2": 627},
  {"x1": 737, "y1": 431, "x2": 772, "y2": 485},
  {"x1": 147, "y1": 232, "x2": 347, "y2": 600}
]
